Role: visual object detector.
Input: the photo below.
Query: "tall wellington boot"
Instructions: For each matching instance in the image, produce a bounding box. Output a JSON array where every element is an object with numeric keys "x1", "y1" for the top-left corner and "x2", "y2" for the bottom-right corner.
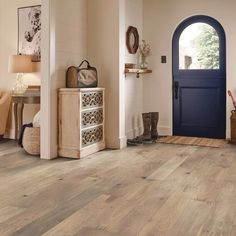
[
  {"x1": 142, "y1": 113, "x2": 152, "y2": 141},
  {"x1": 151, "y1": 112, "x2": 159, "y2": 140}
]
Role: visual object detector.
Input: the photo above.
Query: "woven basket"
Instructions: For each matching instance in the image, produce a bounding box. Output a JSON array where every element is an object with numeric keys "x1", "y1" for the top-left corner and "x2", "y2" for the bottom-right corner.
[{"x1": 22, "y1": 127, "x2": 40, "y2": 155}]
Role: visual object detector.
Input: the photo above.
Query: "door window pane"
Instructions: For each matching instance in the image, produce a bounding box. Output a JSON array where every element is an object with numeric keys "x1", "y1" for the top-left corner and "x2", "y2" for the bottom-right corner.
[{"x1": 179, "y1": 23, "x2": 219, "y2": 70}]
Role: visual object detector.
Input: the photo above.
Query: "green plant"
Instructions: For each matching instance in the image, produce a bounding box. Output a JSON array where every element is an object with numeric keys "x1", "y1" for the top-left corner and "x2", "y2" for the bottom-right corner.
[{"x1": 192, "y1": 24, "x2": 219, "y2": 69}]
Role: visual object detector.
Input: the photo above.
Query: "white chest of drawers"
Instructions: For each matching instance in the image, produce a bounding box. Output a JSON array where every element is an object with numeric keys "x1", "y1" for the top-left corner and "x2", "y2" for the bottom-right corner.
[{"x1": 58, "y1": 88, "x2": 105, "y2": 158}]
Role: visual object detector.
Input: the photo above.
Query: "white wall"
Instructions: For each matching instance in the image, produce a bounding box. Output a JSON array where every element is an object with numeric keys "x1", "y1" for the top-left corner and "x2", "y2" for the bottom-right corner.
[
  {"x1": 125, "y1": 0, "x2": 144, "y2": 139},
  {"x1": 87, "y1": 0, "x2": 126, "y2": 148},
  {"x1": 42, "y1": 0, "x2": 127, "y2": 159},
  {"x1": 0, "y1": 0, "x2": 41, "y2": 138},
  {"x1": 41, "y1": 0, "x2": 87, "y2": 159},
  {"x1": 143, "y1": 0, "x2": 236, "y2": 137}
]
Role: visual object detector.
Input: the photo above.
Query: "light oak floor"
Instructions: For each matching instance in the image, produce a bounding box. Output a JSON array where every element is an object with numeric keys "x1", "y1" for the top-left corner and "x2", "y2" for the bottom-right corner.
[{"x1": 1, "y1": 140, "x2": 236, "y2": 236}]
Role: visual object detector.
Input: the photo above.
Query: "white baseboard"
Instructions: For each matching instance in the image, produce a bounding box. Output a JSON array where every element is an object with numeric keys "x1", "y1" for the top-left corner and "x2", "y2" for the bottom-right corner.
[
  {"x1": 4, "y1": 128, "x2": 15, "y2": 140},
  {"x1": 126, "y1": 126, "x2": 142, "y2": 139},
  {"x1": 126, "y1": 126, "x2": 172, "y2": 138},
  {"x1": 119, "y1": 135, "x2": 127, "y2": 149},
  {"x1": 105, "y1": 135, "x2": 127, "y2": 149},
  {"x1": 158, "y1": 126, "x2": 172, "y2": 136}
]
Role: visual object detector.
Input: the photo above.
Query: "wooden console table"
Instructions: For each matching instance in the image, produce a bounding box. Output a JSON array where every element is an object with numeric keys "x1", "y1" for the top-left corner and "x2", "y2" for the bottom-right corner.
[{"x1": 12, "y1": 92, "x2": 40, "y2": 140}]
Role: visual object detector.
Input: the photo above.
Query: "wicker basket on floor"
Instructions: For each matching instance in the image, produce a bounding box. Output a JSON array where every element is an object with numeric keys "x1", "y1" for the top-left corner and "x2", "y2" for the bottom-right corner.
[{"x1": 22, "y1": 127, "x2": 40, "y2": 155}]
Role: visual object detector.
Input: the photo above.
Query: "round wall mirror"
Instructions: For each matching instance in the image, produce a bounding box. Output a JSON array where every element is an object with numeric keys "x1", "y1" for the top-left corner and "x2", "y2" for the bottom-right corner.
[{"x1": 126, "y1": 26, "x2": 139, "y2": 54}]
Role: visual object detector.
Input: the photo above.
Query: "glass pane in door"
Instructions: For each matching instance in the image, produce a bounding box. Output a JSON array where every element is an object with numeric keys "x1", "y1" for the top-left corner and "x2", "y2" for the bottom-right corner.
[{"x1": 179, "y1": 23, "x2": 219, "y2": 70}]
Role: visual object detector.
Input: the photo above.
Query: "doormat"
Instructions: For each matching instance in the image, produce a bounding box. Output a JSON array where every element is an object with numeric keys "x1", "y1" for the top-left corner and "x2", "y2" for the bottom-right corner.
[{"x1": 157, "y1": 136, "x2": 227, "y2": 148}]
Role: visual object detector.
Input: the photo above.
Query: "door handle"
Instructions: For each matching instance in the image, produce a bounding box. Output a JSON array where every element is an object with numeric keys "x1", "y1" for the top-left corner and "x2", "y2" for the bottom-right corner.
[{"x1": 174, "y1": 81, "x2": 179, "y2": 99}]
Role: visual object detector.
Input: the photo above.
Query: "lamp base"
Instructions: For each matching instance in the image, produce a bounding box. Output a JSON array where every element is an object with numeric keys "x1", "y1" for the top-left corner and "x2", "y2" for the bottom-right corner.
[{"x1": 12, "y1": 73, "x2": 28, "y2": 95}]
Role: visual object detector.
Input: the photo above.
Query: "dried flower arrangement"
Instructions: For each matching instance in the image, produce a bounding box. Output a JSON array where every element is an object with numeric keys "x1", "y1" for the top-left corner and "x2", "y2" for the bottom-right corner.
[
  {"x1": 139, "y1": 40, "x2": 151, "y2": 57},
  {"x1": 138, "y1": 40, "x2": 151, "y2": 69}
]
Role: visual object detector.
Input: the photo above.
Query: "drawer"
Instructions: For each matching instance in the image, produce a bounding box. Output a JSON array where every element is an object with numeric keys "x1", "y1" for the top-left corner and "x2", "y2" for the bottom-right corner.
[
  {"x1": 81, "y1": 108, "x2": 103, "y2": 128},
  {"x1": 81, "y1": 91, "x2": 103, "y2": 109},
  {"x1": 82, "y1": 125, "x2": 103, "y2": 147}
]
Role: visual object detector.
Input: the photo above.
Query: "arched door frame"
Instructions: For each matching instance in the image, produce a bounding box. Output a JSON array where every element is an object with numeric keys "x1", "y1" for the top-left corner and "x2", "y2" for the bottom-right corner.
[
  {"x1": 172, "y1": 15, "x2": 226, "y2": 138},
  {"x1": 173, "y1": 15, "x2": 226, "y2": 77}
]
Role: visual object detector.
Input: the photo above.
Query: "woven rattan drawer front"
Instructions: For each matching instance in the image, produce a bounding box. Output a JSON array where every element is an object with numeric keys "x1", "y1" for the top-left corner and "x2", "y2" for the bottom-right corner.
[
  {"x1": 81, "y1": 108, "x2": 103, "y2": 128},
  {"x1": 82, "y1": 125, "x2": 103, "y2": 147},
  {"x1": 81, "y1": 91, "x2": 103, "y2": 109}
]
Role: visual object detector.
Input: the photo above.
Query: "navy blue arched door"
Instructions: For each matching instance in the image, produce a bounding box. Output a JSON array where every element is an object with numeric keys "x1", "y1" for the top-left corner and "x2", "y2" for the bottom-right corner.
[{"x1": 173, "y1": 16, "x2": 226, "y2": 138}]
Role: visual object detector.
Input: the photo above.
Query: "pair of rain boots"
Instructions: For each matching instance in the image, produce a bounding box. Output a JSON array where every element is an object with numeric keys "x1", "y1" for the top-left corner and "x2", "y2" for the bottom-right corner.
[
  {"x1": 142, "y1": 112, "x2": 159, "y2": 142},
  {"x1": 127, "y1": 112, "x2": 159, "y2": 146}
]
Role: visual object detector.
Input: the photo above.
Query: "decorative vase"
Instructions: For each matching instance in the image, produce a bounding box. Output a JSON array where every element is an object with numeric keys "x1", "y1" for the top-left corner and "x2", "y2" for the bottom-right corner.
[{"x1": 138, "y1": 54, "x2": 148, "y2": 69}]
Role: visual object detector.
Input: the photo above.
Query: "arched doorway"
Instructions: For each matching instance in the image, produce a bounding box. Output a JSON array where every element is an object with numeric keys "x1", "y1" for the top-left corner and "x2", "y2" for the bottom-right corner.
[{"x1": 172, "y1": 15, "x2": 226, "y2": 139}]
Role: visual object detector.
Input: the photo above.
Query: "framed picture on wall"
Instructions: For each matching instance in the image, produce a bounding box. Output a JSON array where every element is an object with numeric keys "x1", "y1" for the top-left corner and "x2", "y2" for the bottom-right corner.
[{"x1": 18, "y1": 5, "x2": 41, "y2": 62}]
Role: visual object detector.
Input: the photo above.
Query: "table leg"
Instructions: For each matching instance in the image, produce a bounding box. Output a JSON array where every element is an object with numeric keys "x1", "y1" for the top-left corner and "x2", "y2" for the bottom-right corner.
[
  {"x1": 18, "y1": 103, "x2": 24, "y2": 138},
  {"x1": 13, "y1": 103, "x2": 18, "y2": 140}
]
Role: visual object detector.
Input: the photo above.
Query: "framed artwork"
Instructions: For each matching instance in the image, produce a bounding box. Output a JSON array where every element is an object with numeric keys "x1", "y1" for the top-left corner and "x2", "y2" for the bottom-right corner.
[{"x1": 18, "y1": 5, "x2": 41, "y2": 62}]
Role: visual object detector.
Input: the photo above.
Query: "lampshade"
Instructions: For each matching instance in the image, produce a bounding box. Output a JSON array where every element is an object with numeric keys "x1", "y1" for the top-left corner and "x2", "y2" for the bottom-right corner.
[{"x1": 8, "y1": 55, "x2": 36, "y2": 73}]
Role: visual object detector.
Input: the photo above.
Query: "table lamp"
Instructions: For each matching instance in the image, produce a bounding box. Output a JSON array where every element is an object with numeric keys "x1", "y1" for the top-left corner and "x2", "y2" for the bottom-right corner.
[{"x1": 8, "y1": 55, "x2": 36, "y2": 95}]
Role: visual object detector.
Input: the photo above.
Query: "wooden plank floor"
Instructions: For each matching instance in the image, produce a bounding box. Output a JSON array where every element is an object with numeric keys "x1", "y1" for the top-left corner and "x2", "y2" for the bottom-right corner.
[{"x1": 1, "y1": 140, "x2": 236, "y2": 236}]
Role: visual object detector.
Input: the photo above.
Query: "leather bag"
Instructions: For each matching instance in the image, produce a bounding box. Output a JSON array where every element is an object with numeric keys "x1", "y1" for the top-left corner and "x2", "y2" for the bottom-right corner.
[{"x1": 66, "y1": 60, "x2": 98, "y2": 88}]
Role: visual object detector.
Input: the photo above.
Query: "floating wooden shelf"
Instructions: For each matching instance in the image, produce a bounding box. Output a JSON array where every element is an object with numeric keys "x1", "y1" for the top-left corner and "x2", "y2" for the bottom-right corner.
[{"x1": 124, "y1": 68, "x2": 152, "y2": 78}]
